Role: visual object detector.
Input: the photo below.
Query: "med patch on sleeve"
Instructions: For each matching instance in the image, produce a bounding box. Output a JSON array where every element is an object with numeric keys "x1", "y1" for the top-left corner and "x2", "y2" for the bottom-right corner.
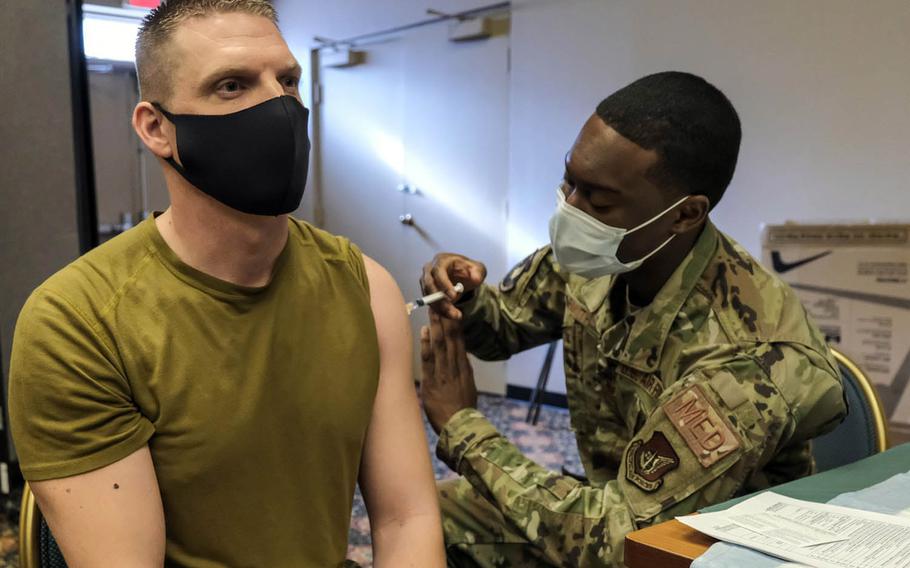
[{"x1": 662, "y1": 384, "x2": 741, "y2": 468}]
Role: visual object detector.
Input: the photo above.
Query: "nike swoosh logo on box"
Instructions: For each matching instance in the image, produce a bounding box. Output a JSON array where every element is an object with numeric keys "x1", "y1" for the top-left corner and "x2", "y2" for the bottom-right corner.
[{"x1": 771, "y1": 250, "x2": 832, "y2": 273}]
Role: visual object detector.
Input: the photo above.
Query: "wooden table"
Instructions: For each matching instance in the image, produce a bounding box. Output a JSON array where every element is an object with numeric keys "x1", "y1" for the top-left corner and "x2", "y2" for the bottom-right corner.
[{"x1": 623, "y1": 518, "x2": 716, "y2": 568}]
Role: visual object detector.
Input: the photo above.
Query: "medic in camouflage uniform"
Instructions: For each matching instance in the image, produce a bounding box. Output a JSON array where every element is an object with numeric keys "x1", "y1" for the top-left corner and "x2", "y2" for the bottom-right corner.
[{"x1": 417, "y1": 71, "x2": 847, "y2": 567}]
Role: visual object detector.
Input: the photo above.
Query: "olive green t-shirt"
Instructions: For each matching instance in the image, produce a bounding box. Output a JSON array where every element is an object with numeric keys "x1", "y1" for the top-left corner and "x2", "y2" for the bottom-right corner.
[{"x1": 9, "y1": 215, "x2": 380, "y2": 567}]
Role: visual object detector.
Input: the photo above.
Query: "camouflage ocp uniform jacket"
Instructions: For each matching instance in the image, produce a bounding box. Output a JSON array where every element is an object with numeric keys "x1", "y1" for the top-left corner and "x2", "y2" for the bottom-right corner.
[{"x1": 437, "y1": 221, "x2": 847, "y2": 566}]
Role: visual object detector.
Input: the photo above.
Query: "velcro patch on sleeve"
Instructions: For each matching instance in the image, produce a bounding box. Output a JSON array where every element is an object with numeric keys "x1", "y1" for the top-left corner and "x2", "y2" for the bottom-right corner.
[
  {"x1": 624, "y1": 431, "x2": 680, "y2": 492},
  {"x1": 662, "y1": 384, "x2": 741, "y2": 468}
]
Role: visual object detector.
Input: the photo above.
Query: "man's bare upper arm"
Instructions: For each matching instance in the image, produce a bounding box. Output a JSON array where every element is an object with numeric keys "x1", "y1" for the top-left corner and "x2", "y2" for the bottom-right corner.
[
  {"x1": 29, "y1": 446, "x2": 165, "y2": 568},
  {"x1": 358, "y1": 255, "x2": 444, "y2": 565}
]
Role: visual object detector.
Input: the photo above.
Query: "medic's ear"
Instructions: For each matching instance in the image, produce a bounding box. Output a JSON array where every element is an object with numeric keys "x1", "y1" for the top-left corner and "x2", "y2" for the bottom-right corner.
[{"x1": 671, "y1": 194, "x2": 709, "y2": 234}]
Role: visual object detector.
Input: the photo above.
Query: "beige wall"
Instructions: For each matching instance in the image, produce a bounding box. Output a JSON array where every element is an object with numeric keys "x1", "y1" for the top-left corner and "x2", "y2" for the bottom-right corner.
[{"x1": 0, "y1": 1, "x2": 84, "y2": 455}]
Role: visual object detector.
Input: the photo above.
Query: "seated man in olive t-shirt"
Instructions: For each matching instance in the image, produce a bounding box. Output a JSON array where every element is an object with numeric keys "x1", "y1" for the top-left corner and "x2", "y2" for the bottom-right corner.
[{"x1": 8, "y1": 2, "x2": 444, "y2": 566}]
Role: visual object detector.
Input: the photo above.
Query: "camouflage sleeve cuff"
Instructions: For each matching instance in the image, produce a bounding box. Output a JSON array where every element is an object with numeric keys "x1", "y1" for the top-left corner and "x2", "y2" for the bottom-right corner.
[{"x1": 436, "y1": 407, "x2": 502, "y2": 473}]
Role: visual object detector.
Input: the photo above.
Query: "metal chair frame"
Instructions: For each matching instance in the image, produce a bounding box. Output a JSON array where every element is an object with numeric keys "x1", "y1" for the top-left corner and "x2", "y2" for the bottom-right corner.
[
  {"x1": 526, "y1": 341, "x2": 558, "y2": 425},
  {"x1": 830, "y1": 347, "x2": 889, "y2": 453},
  {"x1": 19, "y1": 482, "x2": 41, "y2": 568}
]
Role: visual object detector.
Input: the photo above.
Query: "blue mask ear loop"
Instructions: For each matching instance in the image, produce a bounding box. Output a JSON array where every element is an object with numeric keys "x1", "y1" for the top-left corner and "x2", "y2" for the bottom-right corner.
[{"x1": 150, "y1": 102, "x2": 192, "y2": 179}]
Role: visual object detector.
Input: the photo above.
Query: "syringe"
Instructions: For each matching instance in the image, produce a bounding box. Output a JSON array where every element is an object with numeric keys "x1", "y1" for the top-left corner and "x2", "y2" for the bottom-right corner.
[{"x1": 406, "y1": 283, "x2": 464, "y2": 316}]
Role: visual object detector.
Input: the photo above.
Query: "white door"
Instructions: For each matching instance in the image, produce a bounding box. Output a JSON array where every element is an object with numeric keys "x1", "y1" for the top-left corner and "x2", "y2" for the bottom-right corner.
[
  {"x1": 315, "y1": 16, "x2": 510, "y2": 393},
  {"x1": 316, "y1": 39, "x2": 410, "y2": 286}
]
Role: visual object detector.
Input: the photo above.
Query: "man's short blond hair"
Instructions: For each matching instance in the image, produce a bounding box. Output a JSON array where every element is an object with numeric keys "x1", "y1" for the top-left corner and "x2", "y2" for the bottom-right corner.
[{"x1": 135, "y1": 0, "x2": 279, "y2": 103}]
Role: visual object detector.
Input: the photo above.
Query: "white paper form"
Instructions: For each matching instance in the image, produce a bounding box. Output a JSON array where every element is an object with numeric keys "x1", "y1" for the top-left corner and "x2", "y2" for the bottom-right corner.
[
  {"x1": 679, "y1": 492, "x2": 910, "y2": 568},
  {"x1": 726, "y1": 512, "x2": 846, "y2": 547}
]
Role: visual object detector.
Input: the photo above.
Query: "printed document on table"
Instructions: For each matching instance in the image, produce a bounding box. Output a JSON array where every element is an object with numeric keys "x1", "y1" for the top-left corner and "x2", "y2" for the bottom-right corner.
[{"x1": 678, "y1": 492, "x2": 910, "y2": 568}]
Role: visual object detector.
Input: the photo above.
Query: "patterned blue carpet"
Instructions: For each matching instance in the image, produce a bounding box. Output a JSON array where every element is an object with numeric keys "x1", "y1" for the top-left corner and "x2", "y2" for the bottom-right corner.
[{"x1": 347, "y1": 394, "x2": 582, "y2": 566}]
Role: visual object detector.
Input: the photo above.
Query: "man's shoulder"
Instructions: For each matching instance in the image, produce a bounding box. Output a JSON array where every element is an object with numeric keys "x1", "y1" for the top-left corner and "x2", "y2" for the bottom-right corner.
[
  {"x1": 30, "y1": 222, "x2": 157, "y2": 325},
  {"x1": 287, "y1": 217, "x2": 370, "y2": 290},
  {"x1": 288, "y1": 217, "x2": 361, "y2": 263}
]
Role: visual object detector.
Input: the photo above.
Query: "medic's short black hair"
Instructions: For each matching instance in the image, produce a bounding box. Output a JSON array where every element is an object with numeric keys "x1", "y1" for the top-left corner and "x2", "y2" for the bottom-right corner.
[{"x1": 596, "y1": 71, "x2": 741, "y2": 209}]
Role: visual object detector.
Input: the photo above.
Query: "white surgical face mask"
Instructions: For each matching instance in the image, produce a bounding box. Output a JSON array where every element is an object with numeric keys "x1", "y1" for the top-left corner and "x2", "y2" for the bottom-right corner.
[{"x1": 548, "y1": 186, "x2": 688, "y2": 279}]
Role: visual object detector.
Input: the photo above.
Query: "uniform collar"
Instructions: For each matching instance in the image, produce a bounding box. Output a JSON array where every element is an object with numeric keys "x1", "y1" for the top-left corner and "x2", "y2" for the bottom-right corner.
[{"x1": 602, "y1": 221, "x2": 719, "y2": 372}]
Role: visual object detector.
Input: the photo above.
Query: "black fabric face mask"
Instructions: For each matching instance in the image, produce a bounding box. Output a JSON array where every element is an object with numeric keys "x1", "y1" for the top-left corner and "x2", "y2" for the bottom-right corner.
[{"x1": 153, "y1": 95, "x2": 310, "y2": 216}]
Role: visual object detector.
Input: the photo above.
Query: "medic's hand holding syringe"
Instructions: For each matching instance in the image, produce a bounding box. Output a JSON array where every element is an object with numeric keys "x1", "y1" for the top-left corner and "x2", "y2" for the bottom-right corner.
[
  {"x1": 406, "y1": 283, "x2": 464, "y2": 316},
  {"x1": 416, "y1": 253, "x2": 488, "y2": 319}
]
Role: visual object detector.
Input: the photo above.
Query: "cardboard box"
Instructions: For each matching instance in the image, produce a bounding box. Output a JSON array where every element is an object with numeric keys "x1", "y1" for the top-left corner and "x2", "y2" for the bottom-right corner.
[{"x1": 761, "y1": 223, "x2": 910, "y2": 436}]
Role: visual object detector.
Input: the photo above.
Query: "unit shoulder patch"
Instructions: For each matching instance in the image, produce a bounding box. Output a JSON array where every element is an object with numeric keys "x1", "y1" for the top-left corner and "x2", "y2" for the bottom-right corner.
[
  {"x1": 625, "y1": 431, "x2": 680, "y2": 492},
  {"x1": 662, "y1": 384, "x2": 741, "y2": 468}
]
